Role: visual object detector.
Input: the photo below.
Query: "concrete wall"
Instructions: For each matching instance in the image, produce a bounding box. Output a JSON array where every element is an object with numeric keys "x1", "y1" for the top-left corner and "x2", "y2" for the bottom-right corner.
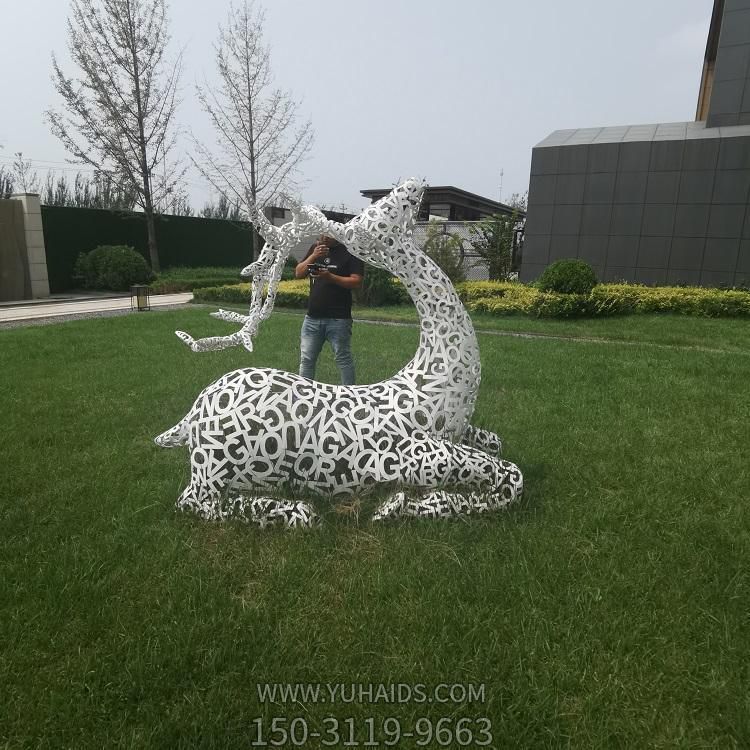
[
  {"x1": 707, "y1": 0, "x2": 750, "y2": 127},
  {"x1": 0, "y1": 199, "x2": 30, "y2": 301},
  {"x1": 521, "y1": 123, "x2": 750, "y2": 287},
  {"x1": 10, "y1": 193, "x2": 50, "y2": 298}
]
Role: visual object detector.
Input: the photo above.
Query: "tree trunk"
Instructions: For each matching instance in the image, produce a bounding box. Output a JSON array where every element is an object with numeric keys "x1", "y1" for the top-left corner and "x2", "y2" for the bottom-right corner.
[
  {"x1": 145, "y1": 207, "x2": 160, "y2": 273},
  {"x1": 127, "y1": 3, "x2": 160, "y2": 273}
]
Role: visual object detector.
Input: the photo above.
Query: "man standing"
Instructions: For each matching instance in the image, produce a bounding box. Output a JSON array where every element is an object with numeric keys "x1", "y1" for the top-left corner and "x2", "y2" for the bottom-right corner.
[{"x1": 295, "y1": 235, "x2": 364, "y2": 385}]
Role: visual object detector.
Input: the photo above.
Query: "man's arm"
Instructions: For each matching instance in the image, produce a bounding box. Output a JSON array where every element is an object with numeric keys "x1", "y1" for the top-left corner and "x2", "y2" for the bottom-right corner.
[{"x1": 316, "y1": 272, "x2": 363, "y2": 289}]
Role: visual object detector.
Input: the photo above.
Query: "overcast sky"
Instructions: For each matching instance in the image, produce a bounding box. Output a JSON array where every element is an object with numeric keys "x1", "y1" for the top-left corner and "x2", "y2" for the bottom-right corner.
[{"x1": 0, "y1": 0, "x2": 712, "y2": 212}]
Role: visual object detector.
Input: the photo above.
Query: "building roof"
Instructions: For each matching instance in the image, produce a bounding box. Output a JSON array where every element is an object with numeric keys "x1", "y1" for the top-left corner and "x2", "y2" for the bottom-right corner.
[
  {"x1": 360, "y1": 185, "x2": 521, "y2": 216},
  {"x1": 535, "y1": 119, "x2": 750, "y2": 147}
]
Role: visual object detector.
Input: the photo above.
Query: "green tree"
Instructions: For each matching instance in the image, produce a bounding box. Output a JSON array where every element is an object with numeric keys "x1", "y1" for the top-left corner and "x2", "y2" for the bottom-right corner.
[
  {"x1": 42, "y1": 172, "x2": 138, "y2": 209},
  {"x1": 0, "y1": 167, "x2": 13, "y2": 199},
  {"x1": 200, "y1": 193, "x2": 243, "y2": 220},
  {"x1": 468, "y1": 211, "x2": 522, "y2": 281}
]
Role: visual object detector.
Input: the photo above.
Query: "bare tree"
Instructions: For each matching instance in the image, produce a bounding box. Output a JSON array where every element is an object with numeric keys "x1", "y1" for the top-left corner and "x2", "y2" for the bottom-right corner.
[
  {"x1": 192, "y1": 0, "x2": 314, "y2": 258},
  {"x1": 46, "y1": 0, "x2": 183, "y2": 271},
  {"x1": 12, "y1": 152, "x2": 40, "y2": 193}
]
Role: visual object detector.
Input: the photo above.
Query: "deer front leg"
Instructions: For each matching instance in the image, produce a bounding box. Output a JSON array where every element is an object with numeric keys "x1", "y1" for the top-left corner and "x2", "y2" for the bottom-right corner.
[
  {"x1": 232, "y1": 496, "x2": 321, "y2": 529},
  {"x1": 176, "y1": 487, "x2": 320, "y2": 529},
  {"x1": 461, "y1": 425, "x2": 503, "y2": 456}
]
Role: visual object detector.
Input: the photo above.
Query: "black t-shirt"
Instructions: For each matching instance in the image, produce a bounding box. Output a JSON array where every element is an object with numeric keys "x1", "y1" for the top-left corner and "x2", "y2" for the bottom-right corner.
[{"x1": 303, "y1": 242, "x2": 364, "y2": 319}]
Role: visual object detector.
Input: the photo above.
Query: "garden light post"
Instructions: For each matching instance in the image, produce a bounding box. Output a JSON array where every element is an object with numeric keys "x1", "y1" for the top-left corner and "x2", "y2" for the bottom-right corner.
[{"x1": 130, "y1": 284, "x2": 151, "y2": 311}]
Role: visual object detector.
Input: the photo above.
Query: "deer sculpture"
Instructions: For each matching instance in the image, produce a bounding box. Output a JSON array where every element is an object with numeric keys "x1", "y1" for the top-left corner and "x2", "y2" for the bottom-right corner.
[{"x1": 155, "y1": 180, "x2": 523, "y2": 527}]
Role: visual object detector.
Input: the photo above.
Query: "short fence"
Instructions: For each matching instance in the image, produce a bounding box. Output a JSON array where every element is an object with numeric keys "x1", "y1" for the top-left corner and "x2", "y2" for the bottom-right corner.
[
  {"x1": 412, "y1": 220, "x2": 523, "y2": 282},
  {"x1": 34, "y1": 208, "x2": 524, "y2": 293},
  {"x1": 41, "y1": 206, "x2": 255, "y2": 292}
]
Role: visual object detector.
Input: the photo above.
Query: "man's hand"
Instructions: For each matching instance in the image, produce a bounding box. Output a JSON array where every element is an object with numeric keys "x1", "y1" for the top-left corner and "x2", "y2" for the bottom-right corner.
[
  {"x1": 309, "y1": 243, "x2": 330, "y2": 262},
  {"x1": 295, "y1": 242, "x2": 330, "y2": 279}
]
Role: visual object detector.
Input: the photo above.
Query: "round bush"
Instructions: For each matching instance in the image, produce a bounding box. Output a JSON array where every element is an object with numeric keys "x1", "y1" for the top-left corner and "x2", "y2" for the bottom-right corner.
[
  {"x1": 74, "y1": 245, "x2": 153, "y2": 291},
  {"x1": 354, "y1": 265, "x2": 408, "y2": 306},
  {"x1": 281, "y1": 255, "x2": 298, "y2": 281},
  {"x1": 537, "y1": 259, "x2": 598, "y2": 295}
]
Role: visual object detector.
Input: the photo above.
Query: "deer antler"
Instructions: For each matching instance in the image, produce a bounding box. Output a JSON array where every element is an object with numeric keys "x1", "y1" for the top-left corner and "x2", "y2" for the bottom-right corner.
[{"x1": 175, "y1": 203, "x2": 330, "y2": 353}]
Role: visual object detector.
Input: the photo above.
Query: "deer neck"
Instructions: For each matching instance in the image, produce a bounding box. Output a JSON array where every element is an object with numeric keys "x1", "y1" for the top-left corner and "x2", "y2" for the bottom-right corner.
[
  {"x1": 322, "y1": 180, "x2": 481, "y2": 438},
  {"x1": 384, "y1": 240, "x2": 480, "y2": 439}
]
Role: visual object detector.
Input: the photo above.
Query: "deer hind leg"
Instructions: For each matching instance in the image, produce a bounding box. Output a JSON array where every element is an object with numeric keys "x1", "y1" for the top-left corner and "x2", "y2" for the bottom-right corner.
[
  {"x1": 373, "y1": 490, "x2": 472, "y2": 521},
  {"x1": 372, "y1": 435, "x2": 522, "y2": 522}
]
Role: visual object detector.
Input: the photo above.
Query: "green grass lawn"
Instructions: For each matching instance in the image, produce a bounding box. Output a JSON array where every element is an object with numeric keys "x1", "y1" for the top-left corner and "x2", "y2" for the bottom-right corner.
[
  {"x1": 348, "y1": 304, "x2": 750, "y2": 352},
  {"x1": 1, "y1": 308, "x2": 749, "y2": 748},
  {"x1": 215, "y1": 301, "x2": 750, "y2": 353}
]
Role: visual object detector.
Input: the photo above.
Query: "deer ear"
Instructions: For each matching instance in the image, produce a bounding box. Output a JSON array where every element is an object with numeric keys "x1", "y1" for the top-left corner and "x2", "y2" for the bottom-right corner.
[
  {"x1": 247, "y1": 202, "x2": 281, "y2": 245},
  {"x1": 396, "y1": 178, "x2": 426, "y2": 221}
]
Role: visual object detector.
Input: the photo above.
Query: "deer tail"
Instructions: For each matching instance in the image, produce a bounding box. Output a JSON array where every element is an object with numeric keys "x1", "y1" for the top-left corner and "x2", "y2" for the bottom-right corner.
[{"x1": 154, "y1": 420, "x2": 189, "y2": 448}]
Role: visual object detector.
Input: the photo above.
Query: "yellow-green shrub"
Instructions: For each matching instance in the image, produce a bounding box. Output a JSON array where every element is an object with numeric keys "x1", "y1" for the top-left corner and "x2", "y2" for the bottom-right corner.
[
  {"x1": 194, "y1": 279, "x2": 750, "y2": 318},
  {"x1": 456, "y1": 281, "x2": 526, "y2": 303},
  {"x1": 193, "y1": 280, "x2": 309, "y2": 308},
  {"x1": 464, "y1": 282, "x2": 750, "y2": 318},
  {"x1": 590, "y1": 284, "x2": 750, "y2": 317}
]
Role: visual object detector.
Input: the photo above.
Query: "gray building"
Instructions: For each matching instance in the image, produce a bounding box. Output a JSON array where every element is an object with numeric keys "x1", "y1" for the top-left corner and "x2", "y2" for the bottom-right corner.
[{"x1": 521, "y1": 0, "x2": 750, "y2": 287}]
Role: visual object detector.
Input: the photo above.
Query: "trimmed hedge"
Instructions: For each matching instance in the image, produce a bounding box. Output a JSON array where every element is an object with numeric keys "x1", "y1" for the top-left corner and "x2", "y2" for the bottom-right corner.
[
  {"x1": 193, "y1": 280, "x2": 309, "y2": 308},
  {"x1": 150, "y1": 266, "x2": 244, "y2": 294},
  {"x1": 151, "y1": 277, "x2": 244, "y2": 294},
  {"x1": 194, "y1": 276, "x2": 408, "y2": 308},
  {"x1": 149, "y1": 264, "x2": 306, "y2": 294},
  {"x1": 456, "y1": 281, "x2": 528, "y2": 303},
  {"x1": 193, "y1": 279, "x2": 750, "y2": 318},
  {"x1": 460, "y1": 281, "x2": 750, "y2": 318}
]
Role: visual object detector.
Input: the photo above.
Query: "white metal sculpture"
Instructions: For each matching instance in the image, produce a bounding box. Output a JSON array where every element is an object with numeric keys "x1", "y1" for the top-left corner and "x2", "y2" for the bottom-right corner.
[{"x1": 155, "y1": 180, "x2": 523, "y2": 526}]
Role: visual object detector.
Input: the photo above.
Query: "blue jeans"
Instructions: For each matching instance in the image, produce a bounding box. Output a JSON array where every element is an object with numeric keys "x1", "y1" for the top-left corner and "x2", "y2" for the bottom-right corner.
[{"x1": 299, "y1": 316, "x2": 356, "y2": 385}]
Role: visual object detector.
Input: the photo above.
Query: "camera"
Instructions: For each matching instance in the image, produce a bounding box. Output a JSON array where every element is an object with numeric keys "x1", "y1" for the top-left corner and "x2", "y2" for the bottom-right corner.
[{"x1": 308, "y1": 262, "x2": 337, "y2": 273}]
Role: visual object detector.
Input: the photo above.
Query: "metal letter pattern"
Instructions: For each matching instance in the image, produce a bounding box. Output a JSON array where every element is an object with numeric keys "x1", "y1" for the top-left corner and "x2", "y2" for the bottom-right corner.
[{"x1": 155, "y1": 180, "x2": 523, "y2": 526}]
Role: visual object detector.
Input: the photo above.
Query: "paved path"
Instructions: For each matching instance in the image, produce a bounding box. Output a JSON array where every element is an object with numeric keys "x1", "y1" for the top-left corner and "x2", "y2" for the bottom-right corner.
[{"x1": 0, "y1": 293, "x2": 193, "y2": 323}]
